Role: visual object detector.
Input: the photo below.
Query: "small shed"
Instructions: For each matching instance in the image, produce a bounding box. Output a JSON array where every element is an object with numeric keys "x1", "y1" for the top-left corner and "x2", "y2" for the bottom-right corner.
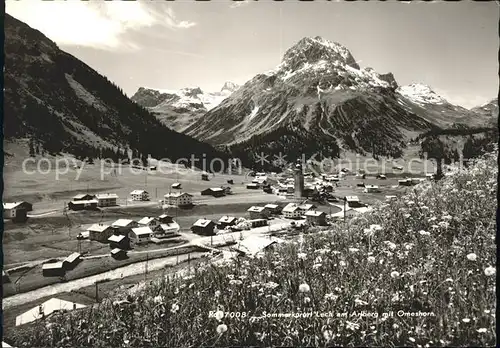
[
  {"x1": 218, "y1": 216, "x2": 237, "y2": 228},
  {"x1": 72, "y1": 194, "x2": 96, "y2": 201},
  {"x1": 247, "y1": 206, "x2": 270, "y2": 220},
  {"x1": 364, "y1": 185, "x2": 380, "y2": 193},
  {"x1": 398, "y1": 179, "x2": 413, "y2": 186},
  {"x1": 248, "y1": 219, "x2": 268, "y2": 228},
  {"x1": 345, "y1": 196, "x2": 362, "y2": 208},
  {"x1": 158, "y1": 214, "x2": 174, "y2": 223},
  {"x1": 264, "y1": 204, "x2": 281, "y2": 214},
  {"x1": 108, "y1": 234, "x2": 130, "y2": 250},
  {"x1": 68, "y1": 200, "x2": 98, "y2": 211},
  {"x1": 171, "y1": 183, "x2": 182, "y2": 189},
  {"x1": 376, "y1": 174, "x2": 387, "y2": 180},
  {"x1": 42, "y1": 262, "x2": 65, "y2": 277},
  {"x1": 227, "y1": 179, "x2": 234, "y2": 185},
  {"x1": 246, "y1": 183, "x2": 259, "y2": 190},
  {"x1": 62, "y1": 252, "x2": 81, "y2": 270},
  {"x1": 111, "y1": 248, "x2": 127, "y2": 260},
  {"x1": 3, "y1": 270, "x2": 10, "y2": 284},
  {"x1": 201, "y1": 173, "x2": 209, "y2": 181},
  {"x1": 201, "y1": 188, "x2": 225, "y2": 197},
  {"x1": 191, "y1": 219, "x2": 216, "y2": 236}
]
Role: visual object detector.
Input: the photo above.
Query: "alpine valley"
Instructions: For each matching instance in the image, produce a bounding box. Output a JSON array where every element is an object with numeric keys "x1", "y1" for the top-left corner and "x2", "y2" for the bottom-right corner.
[{"x1": 5, "y1": 12, "x2": 496, "y2": 168}]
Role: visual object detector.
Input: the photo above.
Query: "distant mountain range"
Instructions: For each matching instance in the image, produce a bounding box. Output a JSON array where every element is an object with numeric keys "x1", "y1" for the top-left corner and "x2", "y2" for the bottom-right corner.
[
  {"x1": 171, "y1": 36, "x2": 495, "y2": 164},
  {"x1": 3, "y1": 14, "x2": 229, "y2": 169},
  {"x1": 131, "y1": 82, "x2": 240, "y2": 132}
]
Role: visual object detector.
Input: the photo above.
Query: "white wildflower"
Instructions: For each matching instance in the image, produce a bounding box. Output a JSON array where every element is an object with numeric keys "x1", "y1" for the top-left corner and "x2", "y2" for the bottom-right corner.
[
  {"x1": 390, "y1": 271, "x2": 400, "y2": 279},
  {"x1": 323, "y1": 329, "x2": 333, "y2": 341},
  {"x1": 297, "y1": 252, "x2": 307, "y2": 260},
  {"x1": 170, "y1": 303, "x2": 179, "y2": 313},
  {"x1": 466, "y1": 253, "x2": 477, "y2": 261},
  {"x1": 298, "y1": 283, "x2": 311, "y2": 293},
  {"x1": 324, "y1": 293, "x2": 338, "y2": 301},
  {"x1": 216, "y1": 324, "x2": 228, "y2": 334},
  {"x1": 214, "y1": 310, "x2": 224, "y2": 321},
  {"x1": 153, "y1": 295, "x2": 164, "y2": 304},
  {"x1": 484, "y1": 266, "x2": 496, "y2": 276}
]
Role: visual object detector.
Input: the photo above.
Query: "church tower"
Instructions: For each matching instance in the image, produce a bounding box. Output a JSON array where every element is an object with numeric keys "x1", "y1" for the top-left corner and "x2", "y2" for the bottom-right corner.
[{"x1": 294, "y1": 160, "x2": 305, "y2": 198}]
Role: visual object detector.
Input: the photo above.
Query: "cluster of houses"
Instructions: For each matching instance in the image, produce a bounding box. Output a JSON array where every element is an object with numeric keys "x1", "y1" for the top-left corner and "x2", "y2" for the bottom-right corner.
[
  {"x1": 163, "y1": 186, "x2": 232, "y2": 207},
  {"x1": 84, "y1": 214, "x2": 181, "y2": 256},
  {"x1": 68, "y1": 193, "x2": 118, "y2": 211},
  {"x1": 68, "y1": 190, "x2": 156, "y2": 211},
  {"x1": 3, "y1": 201, "x2": 32, "y2": 222}
]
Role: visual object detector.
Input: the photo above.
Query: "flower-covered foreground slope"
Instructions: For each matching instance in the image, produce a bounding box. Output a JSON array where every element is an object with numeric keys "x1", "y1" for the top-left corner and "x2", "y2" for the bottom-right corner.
[{"x1": 9, "y1": 151, "x2": 497, "y2": 347}]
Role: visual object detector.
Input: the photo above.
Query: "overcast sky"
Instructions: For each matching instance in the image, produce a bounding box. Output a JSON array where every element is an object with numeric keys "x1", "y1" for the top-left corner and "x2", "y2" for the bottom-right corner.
[{"x1": 6, "y1": 0, "x2": 498, "y2": 108}]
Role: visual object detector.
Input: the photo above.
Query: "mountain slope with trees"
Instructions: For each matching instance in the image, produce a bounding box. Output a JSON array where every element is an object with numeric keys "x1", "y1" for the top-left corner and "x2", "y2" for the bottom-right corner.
[{"x1": 3, "y1": 14, "x2": 229, "y2": 170}]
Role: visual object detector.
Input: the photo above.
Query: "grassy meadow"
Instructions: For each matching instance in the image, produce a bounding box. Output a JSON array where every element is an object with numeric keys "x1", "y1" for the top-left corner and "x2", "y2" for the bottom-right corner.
[{"x1": 5, "y1": 148, "x2": 496, "y2": 347}]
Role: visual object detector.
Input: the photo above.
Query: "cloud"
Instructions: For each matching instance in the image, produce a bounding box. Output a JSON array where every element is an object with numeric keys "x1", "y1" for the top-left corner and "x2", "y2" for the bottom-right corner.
[
  {"x1": 164, "y1": 7, "x2": 197, "y2": 29},
  {"x1": 230, "y1": 1, "x2": 251, "y2": 9},
  {"x1": 5, "y1": 0, "x2": 196, "y2": 51}
]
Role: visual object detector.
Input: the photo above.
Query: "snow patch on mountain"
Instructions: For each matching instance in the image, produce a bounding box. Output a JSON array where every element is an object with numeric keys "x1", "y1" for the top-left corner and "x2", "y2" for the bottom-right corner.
[
  {"x1": 248, "y1": 105, "x2": 259, "y2": 121},
  {"x1": 135, "y1": 82, "x2": 240, "y2": 112},
  {"x1": 396, "y1": 84, "x2": 447, "y2": 105}
]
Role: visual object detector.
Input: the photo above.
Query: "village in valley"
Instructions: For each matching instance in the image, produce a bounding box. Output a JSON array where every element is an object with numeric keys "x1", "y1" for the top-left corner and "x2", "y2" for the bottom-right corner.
[{"x1": 1, "y1": 151, "x2": 441, "y2": 330}]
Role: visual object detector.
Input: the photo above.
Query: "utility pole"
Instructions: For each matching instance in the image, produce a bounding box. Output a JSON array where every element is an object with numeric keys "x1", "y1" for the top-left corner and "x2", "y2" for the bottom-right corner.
[
  {"x1": 95, "y1": 282, "x2": 99, "y2": 303},
  {"x1": 343, "y1": 197, "x2": 346, "y2": 225},
  {"x1": 145, "y1": 253, "x2": 148, "y2": 281}
]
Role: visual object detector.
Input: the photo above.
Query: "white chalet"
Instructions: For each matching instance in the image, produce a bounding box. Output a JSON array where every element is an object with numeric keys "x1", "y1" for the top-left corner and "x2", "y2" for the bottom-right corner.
[
  {"x1": 164, "y1": 192, "x2": 193, "y2": 206},
  {"x1": 137, "y1": 216, "x2": 160, "y2": 230},
  {"x1": 282, "y1": 203, "x2": 302, "y2": 219},
  {"x1": 95, "y1": 193, "x2": 118, "y2": 207},
  {"x1": 130, "y1": 190, "x2": 149, "y2": 201},
  {"x1": 130, "y1": 226, "x2": 153, "y2": 245}
]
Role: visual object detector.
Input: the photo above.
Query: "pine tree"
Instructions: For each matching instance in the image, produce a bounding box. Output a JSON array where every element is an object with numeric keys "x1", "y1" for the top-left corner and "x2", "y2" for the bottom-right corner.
[{"x1": 29, "y1": 138, "x2": 35, "y2": 157}]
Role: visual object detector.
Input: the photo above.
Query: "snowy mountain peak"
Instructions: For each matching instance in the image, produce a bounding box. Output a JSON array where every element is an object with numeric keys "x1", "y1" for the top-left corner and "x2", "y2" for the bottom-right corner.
[
  {"x1": 180, "y1": 87, "x2": 204, "y2": 97},
  {"x1": 221, "y1": 81, "x2": 240, "y2": 93},
  {"x1": 281, "y1": 36, "x2": 360, "y2": 71},
  {"x1": 396, "y1": 83, "x2": 447, "y2": 105}
]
